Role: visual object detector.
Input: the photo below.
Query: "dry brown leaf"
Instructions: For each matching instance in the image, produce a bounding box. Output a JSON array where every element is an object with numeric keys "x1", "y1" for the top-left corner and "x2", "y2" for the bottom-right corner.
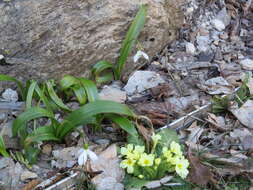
[
  {"x1": 206, "y1": 113, "x2": 227, "y2": 132},
  {"x1": 186, "y1": 121, "x2": 204, "y2": 143},
  {"x1": 22, "y1": 179, "x2": 41, "y2": 190},
  {"x1": 230, "y1": 100, "x2": 253, "y2": 129},
  {"x1": 188, "y1": 151, "x2": 213, "y2": 186}
]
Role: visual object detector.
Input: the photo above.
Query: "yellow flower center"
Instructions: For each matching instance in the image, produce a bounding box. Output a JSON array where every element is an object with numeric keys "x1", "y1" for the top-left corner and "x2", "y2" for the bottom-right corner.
[
  {"x1": 144, "y1": 159, "x2": 150, "y2": 165},
  {"x1": 127, "y1": 159, "x2": 133, "y2": 165},
  {"x1": 177, "y1": 163, "x2": 183, "y2": 169}
]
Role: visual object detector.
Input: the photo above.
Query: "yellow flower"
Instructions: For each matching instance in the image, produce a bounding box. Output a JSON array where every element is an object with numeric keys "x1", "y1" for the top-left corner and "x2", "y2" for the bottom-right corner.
[
  {"x1": 138, "y1": 174, "x2": 144, "y2": 179},
  {"x1": 120, "y1": 158, "x2": 135, "y2": 174},
  {"x1": 151, "y1": 133, "x2": 161, "y2": 144},
  {"x1": 134, "y1": 145, "x2": 145, "y2": 154},
  {"x1": 121, "y1": 144, "x2": 134, "y2": 156},
  {"x1": 138, "y1": 153, "x2": 155, "y2": 167},
  {"x1": 155, "y1": 158, "x2": 161, "y2": 165},
  {"x1": 175, "y1": 158, "x2": 189, "y2": 179},
  {"x1": 170, "y1": 141, "x2": 182, "y2": 156},
  {"x1": 129, "y1": 145, "x2": 145, "y2": 160}
]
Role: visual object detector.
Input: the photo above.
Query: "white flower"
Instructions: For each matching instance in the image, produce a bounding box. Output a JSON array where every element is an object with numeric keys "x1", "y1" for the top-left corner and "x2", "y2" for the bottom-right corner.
[
  {"x1": 133, "y1": 50, "x2": 149, "y2": 63},
  {"x1": 78, "y1": 148, "x2": 98, "y2": 166}
]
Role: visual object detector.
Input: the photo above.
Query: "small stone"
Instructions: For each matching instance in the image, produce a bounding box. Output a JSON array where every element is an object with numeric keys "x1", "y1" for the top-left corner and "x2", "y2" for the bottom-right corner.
[
  {"x1": 2, "y1": 88, "x2": 18, "y2": 102},
  {"x1": 185, "y1": 42, "x2": 196, "y2": 55},
  {"x1": 196, "y1": 36, "x2": 210, "y2": 52},
  {"x1": 20, "y1": 171, "x2": 38, "y2": 181},
  {"x1": 219, "y1": 32, "x2": 228, "y2": 40},
  {"x1": 0, "y1": 121, "x2": 13, "y2": 138},
  {"x1": 0, "y1": 113, "x2": 7, "y2": 122},
  {"x1": 145, "y1": 180, "x2": 161, "y2": 189},
  {"x1": 124, "y1": 71, "x2": 165, "y2": 95},
  {"x1": 240, "y1": 59, "x2": 253, "y2": 70},
  {"x1": 99, "y1": 85, "x2": 126, "y2": 103},
  {"x1": 0, "y1": 55, "x2": 4, "y2": 60},
  {"x1": 213, "y1": 40, "x2": 219, "y2": 46},
  {"x1": 217, "y1": 8, "x2": 231, "y2": 27},
  {"x1": 42, "y1": 144, "x2": 52, "y2": 155},
  {"x1": 160, "y1": 176, "x2": 173, "y2": 184},
  {"x1": 95, "y1": 139, "x2": 110, "y2": 145},
  {"x1": 212, "y1": 19, "x2": 225, "y2": 31}
]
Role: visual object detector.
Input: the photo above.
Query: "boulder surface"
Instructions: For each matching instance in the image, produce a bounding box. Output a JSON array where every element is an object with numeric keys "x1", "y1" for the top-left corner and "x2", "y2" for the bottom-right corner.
[{"x1": 0, "y1": 0, "x2": 183, "y2": 80}]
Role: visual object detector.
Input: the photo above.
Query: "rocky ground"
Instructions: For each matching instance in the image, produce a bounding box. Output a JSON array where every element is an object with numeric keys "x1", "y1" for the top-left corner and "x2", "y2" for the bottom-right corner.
[{"x1": 1, "y1": 0, "x2": 253, "y2": 189}]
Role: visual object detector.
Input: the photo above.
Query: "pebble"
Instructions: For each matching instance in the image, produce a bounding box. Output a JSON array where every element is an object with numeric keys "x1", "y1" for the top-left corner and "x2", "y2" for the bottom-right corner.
[
  {"x1": 2, "y1": 88, "x2": 18, "y2": 102},
  {"x1": 240, "y1": 58, "x2": 253, "y2": 70},
  {"x1": 20, "y1": 171, "x2": 38, "y2": 181},
  {"x1": 212, "y1": 19, "x2": 225, "y2": 31},
  {"x1": 185, "y1": 42, "x2": 196, "y2": 54},
  {"x1": 124, "y1": 71, "x2": 165, "y2": 95},
  {"x1": 99, "y1": 85, "x2": 126, "y2": 103},
  {"x1": 196, "y1": 36, "x2": 210, "y2": 52},
  {"x1": 95, "y1": 139, "x2": 110, "y2": 145}
]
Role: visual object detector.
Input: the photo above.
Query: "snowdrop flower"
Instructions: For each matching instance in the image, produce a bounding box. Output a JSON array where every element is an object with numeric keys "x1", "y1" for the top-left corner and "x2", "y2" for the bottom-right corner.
[
  {"x1": 78, "y1": 144, "x2": 98, "y2": 166},
  {"x1": 133, "y1": 50, "x2": 149, "y2": 63}
]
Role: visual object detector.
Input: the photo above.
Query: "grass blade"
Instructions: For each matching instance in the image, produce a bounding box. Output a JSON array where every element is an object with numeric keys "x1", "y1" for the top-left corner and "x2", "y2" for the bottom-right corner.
[
  {"x1": 46, "y1": 80, "x2": 71, "y2": 112},
  {"x1": 59, "y1": 100, "x2": 136, "y2": 138},
  {"x1": 0, "y1": 74, "x2": 25, "y2": 100},
  {"x1": 115, "y1": 5, "x2": 147, "y2": 79},
  {"x1": 12, "y1": 107, "x2": 55, "y2": 137},
  {"x1": 35, "y1": 85, "x2": 54, "y2": 113}
]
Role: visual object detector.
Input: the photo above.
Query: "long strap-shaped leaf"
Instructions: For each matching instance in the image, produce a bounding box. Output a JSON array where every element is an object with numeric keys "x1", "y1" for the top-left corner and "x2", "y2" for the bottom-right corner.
[
  {"x1": 24, "y1": 126, "x2": 60, "y2": 147},
  {"x1": 58, "y1": 100, "x2": 136, "y2": 138},
  {"x1": 46, "y1": 81, "x2": 71, "y2": 112},
  {"x1": 0, "y1": 136, "x2": 9, "y2": 157},
  {"x1": 115, "y1": 5, "x2": 147, "y2": 79},
  {"x1": 0, "y1": 74, "x2": 25, "y2": 100},
  {"x1": 26, "y1": 80, "x2": 37, "y2": 109},
  {"x1": 78, "y1": 78, "x2": 99, "y2": 102},
  {"x1": 12, "y1": 107, "x2": 56, "y2": 137},
  {"x1": 106, "y1": 114, "x2": 138, "y2": 137}
]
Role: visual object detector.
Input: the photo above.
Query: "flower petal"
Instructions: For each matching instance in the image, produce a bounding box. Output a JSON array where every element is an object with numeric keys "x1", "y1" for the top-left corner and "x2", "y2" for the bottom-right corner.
[
  {"x1": 87, "y1": 150, "x2": 98, "y2": 161},
  {"x1": 78, "y1": 152, "x2": 87, "y2": 165},
  {"x1": 133, "y1": 51, "x2": 143, "y2": 63}
]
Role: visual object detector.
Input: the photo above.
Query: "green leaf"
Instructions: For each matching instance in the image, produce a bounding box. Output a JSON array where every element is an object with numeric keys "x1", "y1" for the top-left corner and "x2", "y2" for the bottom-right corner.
[
  {"x1": 24, "y1": 125, "x2": 60, "y2": 147},
  {"x1": 156, "y1": 128, "x2": 179, "y2": 155},
  {"x1": 0, "y1": 136, "x2": 9, "y2": 157},
  {"x1": 60, "y1": 75, "x2": 79, "y2": 90},
  {"x1": 35, "y1": 85, "x2": 54, "y2": 113},
  {"x1": 211, "y1": 96, "x2": 230, "y2": 114},
  {"x1": 127, "y1": 134, "x2": 145, "y2": 146},
  {"x1": 115, "y1": 5, "x2": 147, "y2": 79},
  {"x1": 106, "y1": 114, "x2": 138, "y2": 137},
  {"x1": 12, "y1": 107, "x2": 55, "y2": 137},
  {"x1": 123, "y1": 175, "x2": 148, "y2": 190},
  {"x1": 25, "y1": 80, "x2": 37, "y2": 109},
  {"x1": 24, "y1": 146, "x2": 40, "y2": 165},
  {"x1": 92, "y1": 60, "x2": 114, "y2": 84},
  {"x1": 72, "y1": 85, "x2": 87, "y2": 105},
  {"x1": 0, "y1": 74, "x2": 25, "y2": 100},
  {"x1": 58, "y1": 100, "x2": 136, "y2": 138},
  {"x1": 46, "y1": 80, "x2": 71, "y2": 112},
  {"x1": 78, "y1": 78, "x2": 99, "y2": 102}
]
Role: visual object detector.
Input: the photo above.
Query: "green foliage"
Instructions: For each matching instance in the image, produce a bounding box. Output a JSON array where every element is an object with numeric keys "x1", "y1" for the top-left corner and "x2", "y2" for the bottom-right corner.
[
  {"x1": 0, "y1": 136, "x2": 9, "y2": 157},
  {"x1": 211, "y1": 96, "x2": 230, "y2": 114},
  {"x1": 1, "y1": 73, "x2": 139, "y2": 165},
  {"x1": 92, "y1": 5, "x2": 147, "y2": 83},
  {"x1": 211, "y1": 73, "x2": 253, "y2": 113}
]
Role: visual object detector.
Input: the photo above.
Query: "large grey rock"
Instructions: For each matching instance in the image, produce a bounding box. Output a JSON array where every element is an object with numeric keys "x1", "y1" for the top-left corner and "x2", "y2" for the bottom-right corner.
[{"x1": 0, "y1": 0, "x2": 183, "y2": 81}]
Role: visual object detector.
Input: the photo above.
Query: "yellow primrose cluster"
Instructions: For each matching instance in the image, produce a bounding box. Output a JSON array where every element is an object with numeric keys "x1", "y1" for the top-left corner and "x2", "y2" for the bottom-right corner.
[
  {"x1": 120, "y1": 133, "x2": 189, "y2": 180},
  {"x1": 162, "y1": 141, "x2": 189, "y2": 179}
]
